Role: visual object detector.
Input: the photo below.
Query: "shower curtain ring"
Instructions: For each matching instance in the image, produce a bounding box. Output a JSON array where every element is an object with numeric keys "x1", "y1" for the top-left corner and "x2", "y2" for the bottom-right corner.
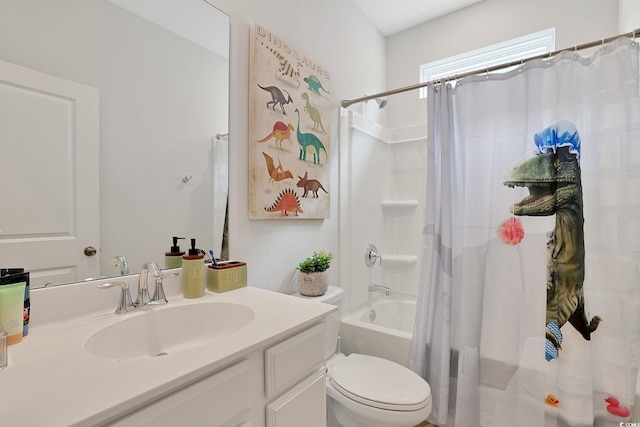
[
  {"x1": 600, "y1": 39, "x2": 605, "y2": 51},
  {"x1": 632, "y1": 31, "x2": 636, "y2": 46}
]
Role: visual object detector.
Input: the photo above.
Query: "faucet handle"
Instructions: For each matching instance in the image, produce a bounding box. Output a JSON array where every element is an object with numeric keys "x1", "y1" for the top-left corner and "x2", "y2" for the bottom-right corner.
[
  {"x1": 97, "y1": 282, "x2": 134, "y2": 314},
  {"x1": 149, "y1": 271, "x2": 179, "y2": 305},
  {"x1": 160, "y1": 271, "x2": 180, "y2": 280}
]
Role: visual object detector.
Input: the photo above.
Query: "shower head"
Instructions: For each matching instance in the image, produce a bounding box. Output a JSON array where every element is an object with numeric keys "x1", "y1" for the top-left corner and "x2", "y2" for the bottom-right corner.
[{"x1": 375, "y1": 97, "x2": 388, "y2": 109}]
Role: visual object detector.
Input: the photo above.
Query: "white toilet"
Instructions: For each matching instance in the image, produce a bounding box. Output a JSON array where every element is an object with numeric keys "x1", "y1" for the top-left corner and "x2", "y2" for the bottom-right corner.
[{"x1": 296, "y1": 286, "x2": 432, "y2": 427}]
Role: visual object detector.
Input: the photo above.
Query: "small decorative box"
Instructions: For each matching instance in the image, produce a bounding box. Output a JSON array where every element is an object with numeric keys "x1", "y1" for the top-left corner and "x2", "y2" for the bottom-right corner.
[{"x1": 206, "y1": 261, "x2": 247, "y2": 293}]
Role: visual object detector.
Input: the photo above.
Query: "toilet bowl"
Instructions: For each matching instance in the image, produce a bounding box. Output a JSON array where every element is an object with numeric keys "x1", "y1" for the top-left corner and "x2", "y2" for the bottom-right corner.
[
  {"x1": 327, "y1": 352, "x2": 432, "y2": 427},
  {"x1": 295, "y1": 286, "x2": 432, "y2": 427}
]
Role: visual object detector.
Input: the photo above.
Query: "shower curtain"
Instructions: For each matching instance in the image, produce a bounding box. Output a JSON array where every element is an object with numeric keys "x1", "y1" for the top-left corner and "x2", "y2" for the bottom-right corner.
[{"x1": 410, "y1": 37, "x2": 640, "y2": 427}]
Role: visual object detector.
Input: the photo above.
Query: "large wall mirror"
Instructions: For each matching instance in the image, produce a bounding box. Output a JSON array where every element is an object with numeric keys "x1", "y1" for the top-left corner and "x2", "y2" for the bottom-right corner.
[{"x1": 0, "y1": 0, "x2": 230, "y2": 288}]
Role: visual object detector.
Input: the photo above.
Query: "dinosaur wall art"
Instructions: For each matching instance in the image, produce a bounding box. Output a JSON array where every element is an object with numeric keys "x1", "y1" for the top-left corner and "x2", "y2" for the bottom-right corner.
[
  {"x1": 303, "y1": 75, "x2": 329, "y2": 95},
  {"x1": 300, "y1": 92, "x2": 327, "y2": 134},
  {"x1": 257, "y1": 84, "x2": 293, "y2": 115},
  {"x1": 264, "y1": 188, "x2": 303, "y2": 216},
  {"x1": 249, "y1": 23, "x2": 331, "y2": 219},
  {"x1": 258, "y1": 121, "x2": 294, "y2": 150},
  {"x1": 503, "y1": 121, "x2": 601, "y2": 361},
  {"x1": 294, "y1": 108, "x2": 327, "y2": 165},
  {"x1": 296, "y1": 172, "x2": 327, "y2": 198},
  {"x1": 260, "y1": 42, "x2": 300, "y2": 88},
  {"x1": 262, "y1": 152, "x2": 293, "y2": 183}
]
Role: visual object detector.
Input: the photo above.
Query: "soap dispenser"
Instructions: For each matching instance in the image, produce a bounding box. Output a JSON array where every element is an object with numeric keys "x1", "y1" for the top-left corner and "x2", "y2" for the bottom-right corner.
[
  {"x1": 182, "y1": 238, "x2": 205, "y2": 298},
  {"x1": 165, "y1": 236, "x2": 186, "y2": 269}
]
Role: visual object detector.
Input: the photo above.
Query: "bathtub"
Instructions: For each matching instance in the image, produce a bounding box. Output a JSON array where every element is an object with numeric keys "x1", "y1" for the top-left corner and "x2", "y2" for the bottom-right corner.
[{"x1": 339, "y1": 296, "x2": 416, "y2": 368}]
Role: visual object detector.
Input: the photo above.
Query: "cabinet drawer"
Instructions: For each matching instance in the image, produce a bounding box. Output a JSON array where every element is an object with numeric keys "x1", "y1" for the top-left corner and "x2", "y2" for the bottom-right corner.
[
  {"x1": 108, "y1": 359, "x2": 250, "y2": 427},
  {"x1": 266, "y1": 368, "x2": 326, "y2": 427},
  {"x1": 265, "y1": 322, "x2": 325, "y2": 399}
]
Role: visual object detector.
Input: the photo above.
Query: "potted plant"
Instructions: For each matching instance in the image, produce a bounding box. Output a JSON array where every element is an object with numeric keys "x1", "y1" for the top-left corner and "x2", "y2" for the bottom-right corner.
[{"x1": 297, "y1": 250, "x2": 334, "y2": 296}]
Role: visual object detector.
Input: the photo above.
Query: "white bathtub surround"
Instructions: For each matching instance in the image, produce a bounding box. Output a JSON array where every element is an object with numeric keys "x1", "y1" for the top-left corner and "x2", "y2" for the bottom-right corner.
[
  {"x1": 1, "y1": 274, "x2": 335, "y2": 426},
  {"x1": 340, "y1": 294, "x2": 415, "y2": 367},
  {"x1": 338, "y1": 108, "x2": 427, "y2": 315}
]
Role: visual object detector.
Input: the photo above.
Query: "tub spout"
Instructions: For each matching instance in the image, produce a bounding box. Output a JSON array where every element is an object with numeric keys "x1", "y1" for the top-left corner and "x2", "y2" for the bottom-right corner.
[{"x1": 368, "y1": 283, "x2": 391, "y2": 296}]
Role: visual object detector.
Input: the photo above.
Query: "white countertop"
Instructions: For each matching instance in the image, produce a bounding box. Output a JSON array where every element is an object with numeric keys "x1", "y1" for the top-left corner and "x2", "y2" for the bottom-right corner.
[{"x1": 0, "y1": 282, "x2": 335, "y2": 427}]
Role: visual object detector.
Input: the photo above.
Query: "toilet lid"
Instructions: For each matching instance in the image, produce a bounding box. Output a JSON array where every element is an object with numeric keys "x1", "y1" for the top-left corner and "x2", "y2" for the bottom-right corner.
[{"x1": 328, "y1": 353, "x2": 431, "y2": 411}]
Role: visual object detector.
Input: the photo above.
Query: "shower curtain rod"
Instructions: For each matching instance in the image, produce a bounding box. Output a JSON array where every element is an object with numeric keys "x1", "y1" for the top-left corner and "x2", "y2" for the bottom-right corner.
[{"x1": 340, "y1": 27, "x2": 640, "y2": 108}]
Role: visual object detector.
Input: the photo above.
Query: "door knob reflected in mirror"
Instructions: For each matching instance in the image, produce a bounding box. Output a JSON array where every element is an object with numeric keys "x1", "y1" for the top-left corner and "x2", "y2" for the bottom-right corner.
[{"x1": 84, "y1": 246, "x2": 97, "y2": 256}]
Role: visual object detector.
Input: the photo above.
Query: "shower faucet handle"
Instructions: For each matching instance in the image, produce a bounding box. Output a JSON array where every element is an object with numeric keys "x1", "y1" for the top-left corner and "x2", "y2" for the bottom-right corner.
[{"x1": 365, "y1": 243, "x2": 381, "y2": 266}]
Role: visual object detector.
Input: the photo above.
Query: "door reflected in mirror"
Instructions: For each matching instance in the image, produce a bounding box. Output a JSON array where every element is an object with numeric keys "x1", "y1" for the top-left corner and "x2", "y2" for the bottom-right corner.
[{"x1": 0, "y1": 0, "x2": 230, "y2": 288}]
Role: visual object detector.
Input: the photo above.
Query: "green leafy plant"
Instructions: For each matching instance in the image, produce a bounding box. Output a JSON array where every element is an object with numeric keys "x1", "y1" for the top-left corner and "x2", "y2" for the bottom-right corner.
[{"x1": 298, "y1": 251, "x2": 334, "y2": 274}]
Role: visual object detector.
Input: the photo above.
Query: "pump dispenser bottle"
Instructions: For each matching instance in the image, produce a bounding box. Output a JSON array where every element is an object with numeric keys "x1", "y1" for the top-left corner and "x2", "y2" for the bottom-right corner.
[
  {"x1": 165, "y1": 236, "x2": 185, "y2": 269},
  {"x1": 182, "y1": 238, "x2": 205, "y2": 298}
]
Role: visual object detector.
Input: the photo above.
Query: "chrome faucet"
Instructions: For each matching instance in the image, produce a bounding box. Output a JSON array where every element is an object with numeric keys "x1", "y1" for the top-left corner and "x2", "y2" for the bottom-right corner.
[
  {"x1": 98, "y1": 262, "x2": 179, "y2": 314},
  {"x1": 110, "y1": 255, "x2": 129, "y2": 275},
  {"x1": 137, "y1": 261, "x2": 180, "y2": 306},
  {"x1": 368, "y1": 283, "x2": 391, "y2": 296}
]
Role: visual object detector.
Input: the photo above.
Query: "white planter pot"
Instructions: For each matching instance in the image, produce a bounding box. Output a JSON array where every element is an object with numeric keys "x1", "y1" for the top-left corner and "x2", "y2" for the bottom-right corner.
[{"x1": 298, "y1": 272, "x2": 328, "y2": 296}]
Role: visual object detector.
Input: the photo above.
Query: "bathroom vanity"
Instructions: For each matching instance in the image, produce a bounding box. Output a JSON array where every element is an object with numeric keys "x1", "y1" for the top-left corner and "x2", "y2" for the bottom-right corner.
[{"x1": 0, "y1": 276, "x2": 335, "y2": 427}]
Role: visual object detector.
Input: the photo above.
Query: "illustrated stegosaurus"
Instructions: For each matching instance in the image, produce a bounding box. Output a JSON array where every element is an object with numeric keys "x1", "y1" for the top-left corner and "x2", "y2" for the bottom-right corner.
[{"x1": 264, "y1": 188, "x2": 303, "y2": 216}]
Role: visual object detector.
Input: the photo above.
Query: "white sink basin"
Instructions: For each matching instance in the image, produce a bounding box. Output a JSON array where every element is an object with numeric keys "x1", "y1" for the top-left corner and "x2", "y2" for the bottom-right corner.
[{"x1": 85, "y1": 302, "x2": 255, "y2": 359}]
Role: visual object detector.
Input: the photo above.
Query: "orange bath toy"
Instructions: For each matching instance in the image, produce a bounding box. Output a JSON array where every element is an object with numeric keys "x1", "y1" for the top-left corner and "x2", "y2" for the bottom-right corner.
[{"x1": 545, "y1": 394, "x2": 559, "y2": 407}]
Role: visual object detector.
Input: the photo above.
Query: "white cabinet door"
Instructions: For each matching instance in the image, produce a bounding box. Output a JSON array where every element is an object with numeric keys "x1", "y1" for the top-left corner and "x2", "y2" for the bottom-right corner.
[
  {"x1": 0, "y1": 60, "x2": 99, "y2": 287},
  {"x1": 266, "y1": 368, "x2": 326, "y2": 427},
  {"x1": 265, "y1": 322, "x2": 325, "y2": 399},
  {"x1": 108, "y1": 360, "x2": 251, "y2": 427}
]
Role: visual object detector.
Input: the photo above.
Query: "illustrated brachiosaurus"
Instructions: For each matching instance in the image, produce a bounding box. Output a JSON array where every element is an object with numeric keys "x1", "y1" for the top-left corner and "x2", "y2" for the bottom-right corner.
[
  {"x1": 257, "y1": 121, "x2": 294, "y2": 150},
  {"x1": 294, "y1": 108, "x2": 326, "y2": 165},
  {"x1": 300, "y1": 92, "x2": 327, "y2": 134}
]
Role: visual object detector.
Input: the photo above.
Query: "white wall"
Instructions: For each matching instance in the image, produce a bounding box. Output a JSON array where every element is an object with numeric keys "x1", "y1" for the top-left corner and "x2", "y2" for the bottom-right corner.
[
  {"x1": 204, "y1": 0, "x2": 387, "y2": 296},
  {"x1": 385, "y1": 0, "x2": 620, "y2": 129},
  {"x1": 619, "y1": 0, "x2": 640, "y2": 33}
]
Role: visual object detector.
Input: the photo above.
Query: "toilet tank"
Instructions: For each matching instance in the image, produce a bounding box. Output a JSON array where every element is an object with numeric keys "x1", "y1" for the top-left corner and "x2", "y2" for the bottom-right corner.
[{"x1": 294, "y1": 285, "x2": 343, "y2": 360}]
